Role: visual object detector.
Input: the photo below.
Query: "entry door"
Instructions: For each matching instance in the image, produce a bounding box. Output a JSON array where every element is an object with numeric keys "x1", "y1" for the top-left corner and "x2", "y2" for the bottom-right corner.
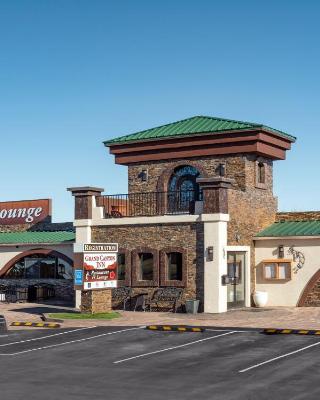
[{"x1": 227, "y1": 252, "x2": 246, "y2": 309}]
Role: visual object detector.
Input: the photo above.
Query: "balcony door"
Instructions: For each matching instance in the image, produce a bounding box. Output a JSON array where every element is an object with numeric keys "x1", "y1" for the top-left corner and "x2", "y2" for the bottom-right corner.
[{"x1": 167, "y1": 165, "x2": 201, "y2": 213}]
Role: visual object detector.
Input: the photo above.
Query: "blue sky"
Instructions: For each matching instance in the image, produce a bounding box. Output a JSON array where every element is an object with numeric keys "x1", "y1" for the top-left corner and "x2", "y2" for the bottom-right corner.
[{"x1": 0, "y1": 0, "x2": 319, "y2": 222}]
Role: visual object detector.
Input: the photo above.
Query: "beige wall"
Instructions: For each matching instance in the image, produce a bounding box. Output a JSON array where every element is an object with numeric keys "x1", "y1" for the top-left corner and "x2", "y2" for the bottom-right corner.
[
  {"x1": 255, "y1": 238, "x2": 320, "y2": 306},
  {"x1": 0, "y1": 244, "x2": 74, "y2": 274}
]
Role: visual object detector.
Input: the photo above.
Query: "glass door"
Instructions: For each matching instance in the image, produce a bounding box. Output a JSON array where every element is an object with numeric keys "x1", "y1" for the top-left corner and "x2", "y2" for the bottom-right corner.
[{"x1": 227, "y1": 252, "x2": 246, "y2": 309}]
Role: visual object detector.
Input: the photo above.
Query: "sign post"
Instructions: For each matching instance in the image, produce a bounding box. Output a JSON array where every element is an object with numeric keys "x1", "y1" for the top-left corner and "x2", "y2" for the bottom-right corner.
[
  {"x1": 83, "y1": 243, "x2": 118, "y2": 290},
  {"x1": 77, "y1": 243, "x2": 118, "y2": 314}
]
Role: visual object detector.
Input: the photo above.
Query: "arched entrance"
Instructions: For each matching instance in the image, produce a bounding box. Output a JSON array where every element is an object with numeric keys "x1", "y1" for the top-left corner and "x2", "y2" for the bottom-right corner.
[
  {"x1": 167, "y1": 165, "x2": 201, "y2": 213},
  {"x1": 297, "y1": 269, "x2": 320, "y2": 307}
]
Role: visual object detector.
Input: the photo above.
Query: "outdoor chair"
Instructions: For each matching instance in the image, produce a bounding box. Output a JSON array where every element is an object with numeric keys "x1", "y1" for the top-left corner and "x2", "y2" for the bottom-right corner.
[{"x1": 145, "y1": 287, "x2": 183, "y2": 313}]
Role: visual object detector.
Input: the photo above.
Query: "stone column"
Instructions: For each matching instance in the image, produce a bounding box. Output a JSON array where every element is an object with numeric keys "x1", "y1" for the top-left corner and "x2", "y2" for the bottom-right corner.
[
  {"x1": 81, "y1": 289, "x2": 112, "y2": 314},
  {"x1": 67, "y1": 186, "x2": 104, "y2": 220},
  {"x1": 196, "y1": 177, "x2": 232, "y2": 214},
  {"x1": 197, "y1": 177, "x2": 232, "y2": 313},
  {"x1": 67, "y1": 186, "x2": 106, "y2": 312}
]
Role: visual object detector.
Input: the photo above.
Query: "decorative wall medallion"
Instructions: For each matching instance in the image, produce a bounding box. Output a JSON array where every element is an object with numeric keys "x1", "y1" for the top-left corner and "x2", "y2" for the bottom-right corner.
[{"x1": 288, "y1": 246, "x2": 305, "y2": 273}]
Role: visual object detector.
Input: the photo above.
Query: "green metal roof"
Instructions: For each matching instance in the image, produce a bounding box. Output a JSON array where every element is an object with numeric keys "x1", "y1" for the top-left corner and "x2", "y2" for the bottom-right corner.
[
  {"x1": 0, "y1": 231, "x2": 75, "y2": 245},
  {"x1": 104, "y1": 115, "x2": 296, "y2": 145},
  {"x1": 256, "y1": 221, "x2": 320, "y2": 238}
]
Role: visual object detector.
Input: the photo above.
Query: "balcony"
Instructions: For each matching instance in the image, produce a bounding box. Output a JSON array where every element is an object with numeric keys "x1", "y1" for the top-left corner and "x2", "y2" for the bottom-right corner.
[{"x1": 96, "y1": 190, "x2": 202, "y2": 218}]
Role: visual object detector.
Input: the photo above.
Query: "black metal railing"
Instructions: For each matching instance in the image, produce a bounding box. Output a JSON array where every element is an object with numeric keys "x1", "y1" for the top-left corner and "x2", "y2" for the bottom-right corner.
[{"x1": 97, "y1": 190, "x2": 202, "y2": 218}]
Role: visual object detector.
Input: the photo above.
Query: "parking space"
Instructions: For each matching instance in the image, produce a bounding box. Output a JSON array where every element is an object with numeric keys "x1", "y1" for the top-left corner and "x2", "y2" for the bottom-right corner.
[{"x1": 1, "y1": 326, "x2": 320, "y2": 399}]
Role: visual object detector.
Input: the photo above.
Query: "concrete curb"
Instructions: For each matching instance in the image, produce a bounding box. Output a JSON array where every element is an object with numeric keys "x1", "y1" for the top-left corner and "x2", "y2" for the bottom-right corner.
[
  {"x1": 146, "y1": 325, "x2": 205, "y2": 332},
  {"x1": 11, "y1": 322, "x2": 61, "y2": 328},
  {"x1": 41, "y1": 313, "x2": 64, "y2": 323},
  {"x1": 263, "y1": 328, "x2": 320, "y2": 335}
]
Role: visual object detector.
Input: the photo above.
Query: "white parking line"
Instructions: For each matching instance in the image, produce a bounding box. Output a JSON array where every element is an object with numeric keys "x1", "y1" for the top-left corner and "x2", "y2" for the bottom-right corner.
[
  {"x1": 114, "y1": 331, "x2": 237, "y2": 364},
  {"x1": 206, "y1": 329, "x2": 249, "y2": 333},
  {"x1": 239, "y1": 341, "x2": 320, "y2": 373},
  {"x1": 0, "y1": 327, "x2": 144, "y2": 356},
  {"x1": 0, "y1": 326, "x2": 97, "y2": 347}
]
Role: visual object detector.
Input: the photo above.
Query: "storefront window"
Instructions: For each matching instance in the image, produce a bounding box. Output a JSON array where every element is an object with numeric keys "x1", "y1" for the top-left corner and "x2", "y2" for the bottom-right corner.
[{"x1": 3, "y1": 254, "x2": 73, "y2": 280}]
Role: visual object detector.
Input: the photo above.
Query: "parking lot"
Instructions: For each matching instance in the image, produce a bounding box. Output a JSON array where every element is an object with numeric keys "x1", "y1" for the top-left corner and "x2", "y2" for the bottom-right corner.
[{"x1": 0, "y1": 325, "x2": 320, "y2": 400}]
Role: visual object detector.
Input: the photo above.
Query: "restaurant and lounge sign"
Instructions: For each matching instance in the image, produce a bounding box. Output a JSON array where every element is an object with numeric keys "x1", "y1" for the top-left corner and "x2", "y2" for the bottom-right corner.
[
  {"x1": 83, "y1": 243, "x2": 118, "y2": 290},
  {"x1": 0, "y1": 199, "x2": 51, "y2": 225}
]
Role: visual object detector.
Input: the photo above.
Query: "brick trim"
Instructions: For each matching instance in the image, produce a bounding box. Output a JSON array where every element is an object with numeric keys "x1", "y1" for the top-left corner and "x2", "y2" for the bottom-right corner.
[
  {"x1": 131, "y1": 247, "x2": 159, "y2": 287},
  {"x1": 297, "y1": 269, "x2": 320, "y2": 307},
  {"x1": 159, "y1": 247, "x2": 187, "y2": 288},
  {"x1": 117, "y1": 248, "x2": 131, "y2": 287},
  {"x1": 156, "y1": 161, "x2": 209, "y2": 193}
]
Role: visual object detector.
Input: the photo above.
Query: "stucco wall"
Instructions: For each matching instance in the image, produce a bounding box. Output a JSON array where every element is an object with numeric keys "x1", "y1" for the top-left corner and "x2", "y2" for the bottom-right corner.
[
  {"x1": 0, "y1": 244, "x2": 73, "y2": 272},
  {"x1": 255, "y1": 238, "x2": 320, "y2": 306}
]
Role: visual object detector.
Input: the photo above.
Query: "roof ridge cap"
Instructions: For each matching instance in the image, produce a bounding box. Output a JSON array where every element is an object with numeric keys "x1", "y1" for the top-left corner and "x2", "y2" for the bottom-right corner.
[{"x1": 199, "y1": 114, "x2": 260, "y2": 126}]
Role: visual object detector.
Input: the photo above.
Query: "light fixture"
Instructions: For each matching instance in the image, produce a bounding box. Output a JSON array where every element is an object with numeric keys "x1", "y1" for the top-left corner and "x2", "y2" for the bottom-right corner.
[
  {"x1": 278, "y1": 245, "x2": 284, "y2": 259},
  {"x1": 219, "y1": 163, "x2": 226, "y2": 177},
  {"x1": 207, "y1": 246, "x2": 214, "y2": 261},
  {"x1": 139, "y1": 170, "x2": 148, "y2": 182}
]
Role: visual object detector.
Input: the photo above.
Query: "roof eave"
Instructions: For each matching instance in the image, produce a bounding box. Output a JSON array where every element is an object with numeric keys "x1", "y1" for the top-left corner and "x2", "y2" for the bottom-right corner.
[
  {"x1": 104, "y1": 127, "x2": 295, "y2": 148},
  {"x1": 0, "y1": 241, "x2": 75, "y2": 247},
  {"x1": 254, "y1": 235, "x2": 320, "y2": 240}
]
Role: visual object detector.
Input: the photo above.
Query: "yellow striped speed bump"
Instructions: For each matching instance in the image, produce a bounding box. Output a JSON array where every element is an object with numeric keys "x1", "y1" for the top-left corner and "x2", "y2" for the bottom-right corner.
[
  {"x1": 146, "y1": 325, "x2": 205, "y2": 333},
  {"x1": 11, "y1": 322, "x2": 60, "y2": 328},
  {"x1": 263, "y1": 328, "x2": 320, "y2": 336}
]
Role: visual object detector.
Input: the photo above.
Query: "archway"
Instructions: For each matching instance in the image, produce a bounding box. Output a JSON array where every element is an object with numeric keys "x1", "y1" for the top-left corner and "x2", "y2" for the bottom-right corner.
[
  {"x1": 167, "y1": 165, "x2": 201, "y2": 213},
  {"x1": 0, "y1": 248, "x2": 73, "y2": 277},
  {"x1": 297, "y1": 269, "x2": 320, "y2": 307}
]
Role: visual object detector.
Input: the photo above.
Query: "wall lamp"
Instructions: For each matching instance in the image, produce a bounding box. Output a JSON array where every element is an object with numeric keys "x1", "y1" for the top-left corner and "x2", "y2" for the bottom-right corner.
[
  {"x1": 278, "y1": 245, "x2": 284, "y2": 259},
  {"x1": 138, "y1": 169, "x2": 148, "y2": 182},
  {"x1": 207, "y1": 246, "x2": 214, "y2": 261},
  {"x1": 218, "y1": 163, "x2": 226, "y2": 177}
]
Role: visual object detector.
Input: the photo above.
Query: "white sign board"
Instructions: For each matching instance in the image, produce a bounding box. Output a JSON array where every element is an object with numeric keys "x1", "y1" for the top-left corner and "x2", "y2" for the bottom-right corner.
[{"x1": 83, "y1": 243, "x2": 118, "y2": 290}]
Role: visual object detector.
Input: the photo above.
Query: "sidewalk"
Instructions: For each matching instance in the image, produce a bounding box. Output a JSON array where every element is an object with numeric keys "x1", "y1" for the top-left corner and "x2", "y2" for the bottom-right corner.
[{"x1": 1, "y1": 302, "x2": 320, "y2": 330}]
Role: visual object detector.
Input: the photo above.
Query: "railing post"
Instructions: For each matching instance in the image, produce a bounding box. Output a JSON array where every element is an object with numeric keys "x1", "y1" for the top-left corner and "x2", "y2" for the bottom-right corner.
[
  {"x1": 67, "y1": 186, "x2": 104, "y2": 219},
  {"x1": 196, "y1": 177, "x2": 232, "y2": 214}
]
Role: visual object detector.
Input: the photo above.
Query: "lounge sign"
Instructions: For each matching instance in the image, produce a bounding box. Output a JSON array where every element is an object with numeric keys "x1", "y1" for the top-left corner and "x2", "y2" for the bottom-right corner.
[
  {"x1": 0, "y1": 199, "x2": 51, "y2": 225},
  {"x1": 83, "y1": 243, "x2": 118, "y2": 290}
]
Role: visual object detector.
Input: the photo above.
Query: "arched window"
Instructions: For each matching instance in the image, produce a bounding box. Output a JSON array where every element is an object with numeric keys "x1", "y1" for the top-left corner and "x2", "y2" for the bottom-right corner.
[
  {"x1": 167, "y1": 165, "x2": 201, "y2": 213},
  {"x1": 3, "y1": 253, "x2": 73, "y2": 280},
  {"x1": 257, "y1": 162, "x2": 265, "y2": 184}
]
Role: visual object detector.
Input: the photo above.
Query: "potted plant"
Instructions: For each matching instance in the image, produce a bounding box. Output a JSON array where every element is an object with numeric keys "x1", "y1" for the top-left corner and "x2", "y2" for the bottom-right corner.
[{"x1": 253, "y1": 291, "x2": 268, "y2": 307}]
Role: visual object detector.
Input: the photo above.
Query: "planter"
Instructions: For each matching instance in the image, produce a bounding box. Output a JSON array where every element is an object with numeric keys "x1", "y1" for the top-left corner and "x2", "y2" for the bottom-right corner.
[
  {"x1": 185, "y1": 299, "x2": 200, "y2": 314},
  {"x1": 253, "y1": 291, "x2": 268, "y2": 308}
]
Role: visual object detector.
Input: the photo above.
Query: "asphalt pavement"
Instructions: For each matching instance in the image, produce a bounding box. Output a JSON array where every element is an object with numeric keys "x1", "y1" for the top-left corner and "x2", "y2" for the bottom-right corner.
[{"x1": 0, "y1": 325, "x2": 319, "y2": 399}]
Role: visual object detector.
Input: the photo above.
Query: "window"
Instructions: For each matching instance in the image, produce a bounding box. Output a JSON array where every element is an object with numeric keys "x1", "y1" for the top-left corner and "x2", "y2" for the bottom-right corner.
[
  {"x1": 132, "y1": 248, "x2": 158, "y2": 287},
  {"x1": 138, "y1": 253, "x2": 154, "y2": 280},
  {"x1": 167, "y1": 252, "x2": 182, "y2": 281},
  {"x1": 257, "y1": 162, "x2": 265, "y2": 184},
  {"x1": 117, "y1": 253, "x2": 126, "y2": 281},
  {"x1": 262, "y1": 260, "x2": 292, "y2": 281},
  {"x1": 160, "y1": 248, "x2": 186, "y2": 287},
  {"x1": 3, "y1": 254, "x2": 73, "y2": 280}
]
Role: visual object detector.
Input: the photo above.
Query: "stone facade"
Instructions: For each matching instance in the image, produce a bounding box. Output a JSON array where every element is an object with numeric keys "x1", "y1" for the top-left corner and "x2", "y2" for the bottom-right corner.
[
  {"x1": 276, "y1": 211, "x2": 320, "y2": 222},
  {"x1": 0, "y1": 279, "x2": 74, "y2": 301},
  {"x1": 127, "y1": 154, "x2": 277, "y2": 294},
  {"x1": 91, "y1": 223, "x2": 205, "y2": 309}
]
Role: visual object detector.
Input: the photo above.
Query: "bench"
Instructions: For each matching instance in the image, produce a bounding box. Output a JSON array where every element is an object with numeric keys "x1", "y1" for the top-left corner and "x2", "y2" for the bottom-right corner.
[
  {"x1": 112, "y1": 287, "x2": 132, "y2": 310},
  {"x1": 146, "y1": 288, "x2": 183, "y2": 313}
]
